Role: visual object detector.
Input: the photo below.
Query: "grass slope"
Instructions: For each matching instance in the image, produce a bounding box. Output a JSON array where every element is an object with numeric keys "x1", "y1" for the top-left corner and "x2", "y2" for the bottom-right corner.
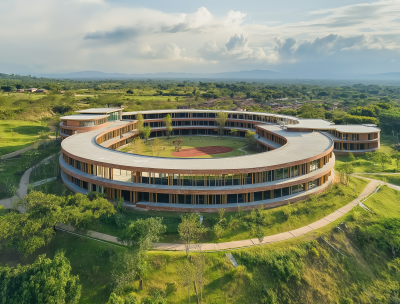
[
  {"x1": 2, "y1": 185, "x2": 400, "y2": 303},
  {"x1": 96, "y1": 176, "x2": 368, "y2": 243},
  {"x1": 0, "y1": 120, "x2": 49, "y2": 154},
  {"x1": 335, "y1": 134, "x2": 399, "y2": 173}
]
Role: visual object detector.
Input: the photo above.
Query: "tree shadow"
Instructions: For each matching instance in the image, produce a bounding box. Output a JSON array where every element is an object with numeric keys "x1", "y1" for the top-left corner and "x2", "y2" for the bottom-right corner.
[{"x1": 12, "y1": 125, "x2": 47, "y2": 135}]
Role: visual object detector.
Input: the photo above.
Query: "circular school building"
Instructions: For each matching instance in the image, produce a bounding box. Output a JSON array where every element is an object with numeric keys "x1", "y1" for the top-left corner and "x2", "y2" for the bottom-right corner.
[{"x1": 59, "y1": 108, "x2": 380, "y2": 212}]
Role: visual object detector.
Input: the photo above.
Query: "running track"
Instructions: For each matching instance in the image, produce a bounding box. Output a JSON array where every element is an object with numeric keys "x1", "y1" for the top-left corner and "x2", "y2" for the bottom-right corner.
[{"x1": 171, "y1": 146, "x2": 233, "y2": 157}]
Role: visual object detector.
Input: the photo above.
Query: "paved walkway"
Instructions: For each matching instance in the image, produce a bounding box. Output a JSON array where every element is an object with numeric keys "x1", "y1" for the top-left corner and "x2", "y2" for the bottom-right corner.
[
  {"x1": 0, "y1": 154, "x2": 58, "y2": 212},
  {"x1": 57, "y1": 179, "x2": 383, "y2": 252},
  {"x1": 1, "y1": 144, "x2": 35, "y2": 160}
]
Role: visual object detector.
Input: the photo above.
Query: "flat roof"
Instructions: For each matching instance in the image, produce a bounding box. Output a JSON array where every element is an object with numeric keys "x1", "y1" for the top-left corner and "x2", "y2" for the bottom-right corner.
[
  {"x1": 122, "y1": 109, "x2": 297, "y2": 121},
  {"x1": 333, "y1": 125, "x2": 380, "y2": 133},
  {"x1": 61, "y1": 121, "x2": 333, "y2": 173},
  {"x1": 76, "y1": 108, "x2": 122, "y2": 114},
  {"x1": 60, "y1": 114, "x2": 109, "y2": 120},
  {"x1": 287, "y1": 120, "x2": 380, "y2": 133}
]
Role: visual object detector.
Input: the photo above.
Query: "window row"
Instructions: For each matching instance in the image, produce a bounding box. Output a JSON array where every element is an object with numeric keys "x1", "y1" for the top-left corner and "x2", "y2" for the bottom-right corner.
[
  {"x1": 62, "y1": 152, "x2": 332, "y2": 187},
  {"x1": 64, "y1": 173, "x2": 328, "y2": 204}
]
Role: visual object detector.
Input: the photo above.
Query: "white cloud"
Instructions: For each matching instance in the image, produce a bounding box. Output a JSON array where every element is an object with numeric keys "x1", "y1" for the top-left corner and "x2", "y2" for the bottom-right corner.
[
  {"x1": 0, "y1": 0, "x2": 399, "y2": 74},
  {"x1": 198, "y1": 34, "x2": 277, "y2": 63}
]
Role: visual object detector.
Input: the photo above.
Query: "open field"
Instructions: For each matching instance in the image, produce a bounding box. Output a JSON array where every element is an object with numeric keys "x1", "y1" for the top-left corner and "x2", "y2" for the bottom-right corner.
[
  {"x1": 0, "y1": 120, "x2": 49, "y2": 155},
  {"x1": 335, "y1": 133, "x2": 399, "y2": 173},
  {"x1": 96, "y1": 175, "x2": 368, "y2": 243},
  {"x1": 119, "y1": 136, "x2": 258, "y2": 158},
  {"x1": 362, "y1": 174, "x2": 400, "y2": 186}
]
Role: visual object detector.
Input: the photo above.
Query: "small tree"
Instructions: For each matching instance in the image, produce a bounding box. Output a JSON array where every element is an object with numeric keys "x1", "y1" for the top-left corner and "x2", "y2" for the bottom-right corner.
[
  {"x1": 130, "y1": 137, "x2": 145, "y2": 155},
  {"x1": 178, "y1": 213, "x2": 206, "y2": 258},
  {"x1": 375, "y1": 152, "x2": 392, "y2": 171},
  {"x1": 348, "y1": 152, "x2": 356, "y2": 162},
  {"x1": 245, "y1": 130, "x2": 257, "y2": 149},
  {"x1": 142, "y1": 126, "x2": 151, "y2": 142},
  {"x1": 230, "y1": 129, "x2": 238, "y2": 137},
  {"x1": 180, "y1": 260, "x2": 194, "y2": 304},
  {"x1": 150, "y1": 137, "x2": 165, "y2": 156},
  {"x1": 339, "y1": 163, "x2": 354, "y2": 185},
  {"x1": 117, "y1": 218, "x2": 166, "y2": 291},
  {"x1": 136, "y1": 113, "x2": 144, "y2": 134},
  {"x1": 215, "y1": 112, "x2": 228, "y2": 137},
  {"x1": 163, "y1": 114, "x2": 173, "y2": 138},
  {"x1": 117, "y1": 217, "x2": 166, "y2": 253},
  {"x1": 193, "y1": 247, "x2": 206, "y2": 304},
  {"x1": 392, "y1": 151, "x2": 400, "y2": 170}
]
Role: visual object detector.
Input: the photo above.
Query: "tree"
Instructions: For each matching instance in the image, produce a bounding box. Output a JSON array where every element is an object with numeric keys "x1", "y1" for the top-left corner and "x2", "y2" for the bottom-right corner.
[
  {"x1": 230, "y1": 129, "x2": 238, "y2": 137},
  {"x1": 150, "y1": 137, "x2": 165, "y2": 156},
  {"x1": 193, "y1": 247, "x2": 206, "y2": 304},
  {"x1": 215, "y1": 111, "x2": 228, "y2": 137},
  {"x1": 348, "y1": 152, "x2": 356, "y2": 162},
  {"x1": 142, "y1": 126, "x2": 151, "y2": 142},
  {"x1": 126, "y1": 89, "x2": 134, "y2": 94},
  {"x1": 117, "y1": 217, "x2": 166, "y2": 253},
  {"x1": 245, "y1": 130, "x2": 257, "y2": 149},
  {"x1": 374, "y1": 152, "x2": 392, "y2": 171},
  {"x1": 130, "y1": 137, "x2": 145, "y2": 155},
  {"x1": 0, "y1": 191, "x2": 115, "y2": 255},
  {"x1": 136, "y1": 113, "x2": 144, "y2": 134},
  {"x1": 163, "y1": 114, "x2": 173, "y2": 138},
  {"x1": 392, "y1": 151, "x2": 400, "y2": 170},
  {"x1": 298, "y1": 104, "x2": 325, "y2": 119},
  {"x1": 178, "y1": 213, "x2": 206, "y2": 258},
  {"x1": 338, "y1": 163, "x2": 354, "y2": 185},
  {"x1": 179, "y1": 260, "x2": 195, "y2": 304},
  {"x1": 117, "y1": 218, "x2": 166, "y2": 291},
  {"x1": 0, "y1": 251, "x2": 81, "y2": 304},
  {"x1": 1, "y1": 85, "x2": 15, "y2": 92}
]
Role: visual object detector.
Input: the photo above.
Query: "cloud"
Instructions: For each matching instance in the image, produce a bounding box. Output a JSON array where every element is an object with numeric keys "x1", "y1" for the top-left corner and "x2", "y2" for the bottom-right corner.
[
  {"x1": 198, "y1": 34, "x2": 277, "y2": 63},
  {"x1": 274, "y1": 34, "x2": 387, "y2": 62},
  {"x1": 141, "y1": 42, "x2": 199, "y2": 63},
  {"x1": 84, "y1": 7, "x2": 247, "y2": 42},
  {"x1": 84, "y1": 27, "x2": 145, "y2": 41}
]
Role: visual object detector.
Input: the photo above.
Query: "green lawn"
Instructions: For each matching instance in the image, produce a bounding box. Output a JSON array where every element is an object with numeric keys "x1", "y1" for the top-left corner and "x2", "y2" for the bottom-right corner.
[
  {"x1": 335, "y1": 133, "x2": 399, "y2": 173},
  {"x1": 361, "y1": 185, "x2": 400, "y2": 218},
  {"x1": 119, "y1": 136, "x2": 258, "y2": 158},
  {"x1": 363, "y1": 174, "x2": 400, "y2": 186},
  {"x1": 0, "y1": 120, "x2": 49, "y2": 155},
  {"x1": 96, "y1": 175, "x2": 368, "y2": 243}
]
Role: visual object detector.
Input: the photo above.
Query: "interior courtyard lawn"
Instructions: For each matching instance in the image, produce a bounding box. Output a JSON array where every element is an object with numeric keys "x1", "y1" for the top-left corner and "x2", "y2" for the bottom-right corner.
[
  {"x1": 0, "y1": 120, "x2": 49, "y2": 155},
  {"x1": 119, "y1": 136, "x2": 259, "y2": 158},
  {"x1": 335, "y1": 133, "x2": 400, "y2": 173},
  {"x1": 96, "y1": 175, "x2": 369, "y2": 244}
]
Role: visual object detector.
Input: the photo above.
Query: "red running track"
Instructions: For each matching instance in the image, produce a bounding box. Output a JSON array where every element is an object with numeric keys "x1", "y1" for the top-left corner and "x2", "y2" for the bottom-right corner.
[{"x1": 171, "y1": 146, "x2": 233, "y2": 157}]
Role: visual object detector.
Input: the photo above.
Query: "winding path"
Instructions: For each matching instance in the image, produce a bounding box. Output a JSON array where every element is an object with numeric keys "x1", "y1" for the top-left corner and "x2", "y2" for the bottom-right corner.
[
  {"x1": 0, "y1": 154, "x2": 58, "y2": 212},
  {"x1": 3, "y1": 160, "x2": 400, "y2": 252},
  {"x1": 56, "y1": 178, "x2": 396, "y2": 252}
]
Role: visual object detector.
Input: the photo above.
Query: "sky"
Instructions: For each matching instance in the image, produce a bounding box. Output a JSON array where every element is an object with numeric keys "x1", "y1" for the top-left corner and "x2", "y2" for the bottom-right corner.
[{"x1": 0, "y1": 0, "x2": 400, "y2": 76}]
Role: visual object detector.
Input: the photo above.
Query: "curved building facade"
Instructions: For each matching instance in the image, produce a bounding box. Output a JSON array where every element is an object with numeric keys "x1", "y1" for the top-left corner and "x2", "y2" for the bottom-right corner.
[{"x1": 59, "y1": 109, "x2": 380, "y2": 212}]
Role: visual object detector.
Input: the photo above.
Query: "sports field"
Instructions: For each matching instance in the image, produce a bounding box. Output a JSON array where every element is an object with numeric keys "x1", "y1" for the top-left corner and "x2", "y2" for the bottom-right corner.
[{"x1": 119, "y1": 136, "x2": 259, "y2": 158}]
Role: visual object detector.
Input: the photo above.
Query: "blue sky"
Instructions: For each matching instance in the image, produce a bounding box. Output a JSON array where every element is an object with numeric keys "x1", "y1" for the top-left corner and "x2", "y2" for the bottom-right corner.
[{"x1": 0, "y1": 0, "x2": 399, "y2": 76}]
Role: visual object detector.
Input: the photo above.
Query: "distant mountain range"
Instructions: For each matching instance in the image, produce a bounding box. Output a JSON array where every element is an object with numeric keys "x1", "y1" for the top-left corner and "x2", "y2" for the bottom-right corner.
[
  {"x1": 33, "y1": 69, "x2": 284, "y2": 80},
  {"x1": 31, "y1": 70, "x2": 400, "y2": 81}
]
